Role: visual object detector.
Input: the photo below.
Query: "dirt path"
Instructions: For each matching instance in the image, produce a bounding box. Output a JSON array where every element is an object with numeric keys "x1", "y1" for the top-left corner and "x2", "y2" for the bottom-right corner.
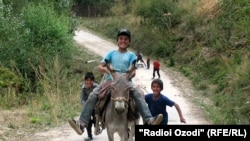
[{"x1": 19, "y1": 29, "x2": 210, "y2": 141}]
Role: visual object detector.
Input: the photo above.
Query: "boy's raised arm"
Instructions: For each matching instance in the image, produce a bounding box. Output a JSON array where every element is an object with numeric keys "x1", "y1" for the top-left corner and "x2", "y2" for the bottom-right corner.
[{"x1": 174, "y1": 103, "x2": 186, "y2": 123}]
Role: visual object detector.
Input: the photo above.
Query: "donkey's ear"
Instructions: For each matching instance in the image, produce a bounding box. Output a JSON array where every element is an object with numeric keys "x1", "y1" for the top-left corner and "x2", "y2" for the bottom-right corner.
[
  {"x1": 105, "y1": 59, "x2": 115, "y2": 73},
  {"x1": 104, "y1": 59, "x2": 109, "y2": 64},
  {"x1": 126, "y1": 60, "x2": 137, "y2": 80},
  {"x1": 127, "y1": 60, "x2": 137, "y2": 73},
  {"x1": 132, "y1": 60, "x2": 137, "y2": 68},
  {"x1": 126, "y1": 70, "x2": 135, "y2": 80}
]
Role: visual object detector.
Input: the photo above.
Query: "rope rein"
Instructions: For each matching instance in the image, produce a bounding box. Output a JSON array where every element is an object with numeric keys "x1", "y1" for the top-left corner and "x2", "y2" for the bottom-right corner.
[{"x1": 111, "y1": 96, "x2": 129, "y2": 102}]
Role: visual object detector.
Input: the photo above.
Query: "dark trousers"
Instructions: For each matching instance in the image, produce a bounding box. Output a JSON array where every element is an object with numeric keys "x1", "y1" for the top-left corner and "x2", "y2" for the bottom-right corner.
[
  {"x1": 86, "y1": 111, "x2": 96, "y2": 138},
  {"x1": 153, "y1": 68, "x2": 160, "y2": 78},
  {"x1": 147, "y1": 62, "x2": 150, "y2": 69}
]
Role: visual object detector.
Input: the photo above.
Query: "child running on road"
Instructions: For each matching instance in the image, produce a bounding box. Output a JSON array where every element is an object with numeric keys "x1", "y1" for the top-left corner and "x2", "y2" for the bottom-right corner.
[
  {"x1": 146, "y1": 56, "x2": 150, "y2": 69},
  {"x1": 145, "y1": 79, "x2": 186, "y2": 125},
  {"x1": 136, "y1": 51, "x2": 146, "y2": 67},
  {"x1": 68, "y1": 29, "x2": 163, "y2": 136}
]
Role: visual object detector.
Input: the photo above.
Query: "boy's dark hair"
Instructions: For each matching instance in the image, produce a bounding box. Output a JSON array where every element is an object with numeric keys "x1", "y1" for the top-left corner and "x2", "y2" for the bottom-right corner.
[
  {"x1": 117, "y1": 29, "x2": 131, "y2": 41},
  {"x1": 84, "y1": 72, "x2": 95, "y2": 81},
  {"x1": 151, "y1": 79, "x2": 163, "y2": 90}
]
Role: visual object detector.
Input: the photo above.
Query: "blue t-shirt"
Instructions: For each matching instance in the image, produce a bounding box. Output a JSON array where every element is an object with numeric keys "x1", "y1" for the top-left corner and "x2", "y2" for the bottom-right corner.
[
  {"x1": 145, "y1": 93, "x2": 175, "y2": 125},
  {"x1": 101, "y1": 50, "x2": 137, "y2": 80}
]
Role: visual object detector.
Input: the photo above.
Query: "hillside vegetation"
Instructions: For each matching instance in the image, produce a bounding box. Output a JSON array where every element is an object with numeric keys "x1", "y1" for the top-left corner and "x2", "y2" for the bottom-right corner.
[{"x1": 0, "y1": 0, "x2": 249, "y2": 139}]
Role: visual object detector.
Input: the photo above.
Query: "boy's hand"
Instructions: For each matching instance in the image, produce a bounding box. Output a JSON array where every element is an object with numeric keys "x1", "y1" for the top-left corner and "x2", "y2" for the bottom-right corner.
[
  {"x1": 180, "y1": 118, "x2": 186, "y2": 123},
  {"x1": 104, "y1": 67, "x2": 111, "y2": 74}
]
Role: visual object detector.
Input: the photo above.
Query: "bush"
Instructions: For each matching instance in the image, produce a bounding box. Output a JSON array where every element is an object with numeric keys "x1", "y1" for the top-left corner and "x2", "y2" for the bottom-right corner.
[
  {"x1": 0, "y1": 67, "x2": 23, "y2": 91},
  {"x1": 0, "y1": 3, "x2": 76, "y2": 92},
  {"x1": 134, "y1": 0, "x2": 183, "y2": 30}
]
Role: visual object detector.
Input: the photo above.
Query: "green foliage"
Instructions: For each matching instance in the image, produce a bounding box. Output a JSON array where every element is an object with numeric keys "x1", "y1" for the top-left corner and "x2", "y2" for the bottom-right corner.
[
  {"x1": 72, "y1": 0, "x2": 114, "y2": 16},
  {"x1": 40, "y1": 101, "x2": 53, "y2": 111},
  {"x1": 0, "y1": 91, "x2": 29, "y2": 108},
  {"x1": 151, "y1": 40, "x2": 175, "y2": 59},
  {"x1": 225, "y1": 59, "x2": 250, "y2": 123},
  {"x1": 30, "y1": 117, "x2": 42, "y2": 124},
  {"x1": 0, "y1": 2, "x2": 76, "y2": 92},
  {"x1": 23, "y1": 4, "x2": 72, "y2": 52},
  {"x1": 74, "y1": 0, "x2": 112, "y2": 5},
  {"x1": 0, "y1": 4, "x2": 26, "y2": 66},
  {"x1": 8, "y1": 123, "x2": 15, "y2": 129},
  {"x1": 2, "y1": 0, "x2": 28, "y2": 14},
  {"x1": 134, "y1": 0, "x2": 182, "y2": 30},
  {"x1": 182, "y1": 0, "x2": 250, "y2": 123},
  {"x1": 169, "y1": 56, "x2": 175, "y2": 67},
  {"x1": 0, "y1": 48, "x2": 101, "y2": 134},
  {"x1": 29, "y1": 0, "x2": 74, "y2": 11},
  {"x1": 215, "y1": 0, "x2": 250, "y2": 49},
  {"x1": 194, "y1": 0, "x2": 250, "y2": 123},
  {"x1": 0, "y1": 1, "x2": 104, "y2": 137},
  {"x1": 0, "y1": 67, "x2": 21, "y2": 88},
  {"x1": 179, "y1": 66, "x2": 191, "y2": 77}
]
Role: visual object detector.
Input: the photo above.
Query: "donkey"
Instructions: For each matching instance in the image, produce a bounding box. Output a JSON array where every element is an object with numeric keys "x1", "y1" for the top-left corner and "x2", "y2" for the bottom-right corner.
[{"x1": 94, "y1": 61, "x2": 140, "y2": 141}]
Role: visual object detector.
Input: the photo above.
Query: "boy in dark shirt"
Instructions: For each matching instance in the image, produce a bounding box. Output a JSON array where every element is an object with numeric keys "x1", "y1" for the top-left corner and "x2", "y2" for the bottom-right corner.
[
  {"x1": 145, "y1": 79, "x2": 186, "y2": 125},
  {"x1": 80, "y1": 72, "x2": 99, "y2": 141}
]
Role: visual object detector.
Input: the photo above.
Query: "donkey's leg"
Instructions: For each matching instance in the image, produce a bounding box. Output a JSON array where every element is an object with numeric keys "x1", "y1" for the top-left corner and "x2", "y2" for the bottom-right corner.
[
  {"x1": 94, "y1": 114, "x2": 99, "y2": 135},
  {"x1": 128, "y1": 125, "x2": 134, "y2": 141},
  {"x1": 118, "y1": 129, "x2": 129, "y2": 141},
  {"x1": 128, "y1": 120, "x2": 138, "y2": 141},
  {"x1": 107, "y1": 128, "x2": 114, "y2": 141}
]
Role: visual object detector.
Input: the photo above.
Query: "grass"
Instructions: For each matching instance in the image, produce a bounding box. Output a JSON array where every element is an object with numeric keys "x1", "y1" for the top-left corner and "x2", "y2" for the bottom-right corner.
[{"x1": 0, "y1": 44, "x2": 102, "y2": 140}]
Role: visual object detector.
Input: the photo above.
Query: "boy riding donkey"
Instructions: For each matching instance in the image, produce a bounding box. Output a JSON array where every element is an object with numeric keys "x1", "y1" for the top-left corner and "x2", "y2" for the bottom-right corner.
[{"x1": 68, "y1": 29, "x2": 163, "y2": 138}]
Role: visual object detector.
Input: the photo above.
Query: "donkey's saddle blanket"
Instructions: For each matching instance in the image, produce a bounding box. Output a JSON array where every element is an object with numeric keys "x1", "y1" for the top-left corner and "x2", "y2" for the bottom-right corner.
[{"x1": 95, "y1": 81, "x2": 139, "y2": 123}]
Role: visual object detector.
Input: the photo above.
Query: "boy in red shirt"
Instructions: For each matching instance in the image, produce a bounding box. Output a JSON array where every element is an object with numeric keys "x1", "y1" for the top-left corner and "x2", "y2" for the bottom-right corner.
[{"x1": 153, "y1": 58, "x2": 160, "y2": 79}]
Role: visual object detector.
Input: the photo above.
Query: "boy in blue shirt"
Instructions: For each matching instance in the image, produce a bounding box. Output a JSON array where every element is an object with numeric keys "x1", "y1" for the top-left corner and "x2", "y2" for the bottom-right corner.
[{"x1": 68, "y1": 29, "x2": 163, "y2": 135}]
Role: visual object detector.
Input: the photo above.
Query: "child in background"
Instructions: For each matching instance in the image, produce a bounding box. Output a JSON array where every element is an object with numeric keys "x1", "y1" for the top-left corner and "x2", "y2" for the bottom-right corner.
[
  {"x1": 136, "y1": 51, "x2": 146, "y2": 67},
  {"x1": 80, "y1": 72, "x2": 99, "y2": 141},
  {"x1": 152, "y1": 58, "x2": 160, "y2": 79},
  {"x1": 146, "y1": 57, "x2": 150, "y2": 69},
  {"x1": 145, "y1": 79, "x2": 186, "y2": 125}
]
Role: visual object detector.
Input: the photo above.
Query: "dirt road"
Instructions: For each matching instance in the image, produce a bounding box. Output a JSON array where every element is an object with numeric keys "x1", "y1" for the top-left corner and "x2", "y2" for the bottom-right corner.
[{"x1": 21, "y1": 29, "x2": 210, "y2": 141}]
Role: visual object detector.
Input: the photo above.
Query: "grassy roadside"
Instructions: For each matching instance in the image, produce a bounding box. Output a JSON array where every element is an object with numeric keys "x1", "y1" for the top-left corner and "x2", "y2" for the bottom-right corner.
[{"x1": 0, "y1": 44, "x2": 102, "y2": 140}]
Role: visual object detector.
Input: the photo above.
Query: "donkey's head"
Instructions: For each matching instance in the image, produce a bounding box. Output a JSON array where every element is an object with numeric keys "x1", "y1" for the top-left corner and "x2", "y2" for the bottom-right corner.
[{"x1": 105, "y1": 59, "x2": 136, "y2": 115}]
